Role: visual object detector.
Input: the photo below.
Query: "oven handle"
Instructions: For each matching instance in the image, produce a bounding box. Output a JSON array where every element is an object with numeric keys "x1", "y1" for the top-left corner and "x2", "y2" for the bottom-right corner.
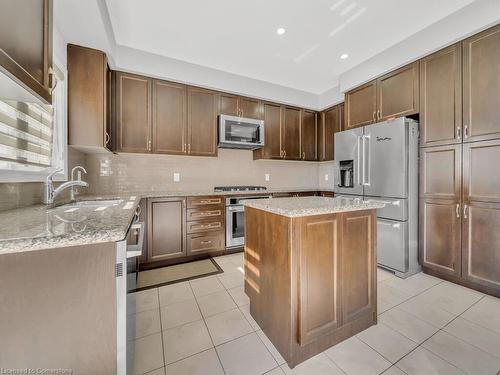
[
  {"x1": 127, "y1": 222, "x2": 144, "y2": 258},
  {"x1": 227, "y1": 205, "x2": 244, "y2": 212}
]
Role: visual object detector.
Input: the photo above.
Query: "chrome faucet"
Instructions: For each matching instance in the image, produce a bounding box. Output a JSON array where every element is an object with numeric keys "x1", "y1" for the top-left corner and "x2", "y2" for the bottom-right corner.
[
  {"x1": 42, "y1": 167, "x2": 89, "y2": 206},
  {"x1": 70, "y1": 166, "x2": 87, "y2": 201}
]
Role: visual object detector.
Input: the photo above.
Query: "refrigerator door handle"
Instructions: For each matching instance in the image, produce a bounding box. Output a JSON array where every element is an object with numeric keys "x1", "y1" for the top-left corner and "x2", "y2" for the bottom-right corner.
[
  {"x1": 356, "y1": 136, "x2": 362, "y2": 185},
  {"x1": 362, "y1": 135, "x2": 371, "y2": 186}
]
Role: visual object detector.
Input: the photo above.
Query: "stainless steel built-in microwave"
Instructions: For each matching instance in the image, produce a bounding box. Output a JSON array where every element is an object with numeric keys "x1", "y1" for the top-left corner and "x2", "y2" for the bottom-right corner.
[{"x1": 218, "y1": 114, "x2": 264, "y2": 149}]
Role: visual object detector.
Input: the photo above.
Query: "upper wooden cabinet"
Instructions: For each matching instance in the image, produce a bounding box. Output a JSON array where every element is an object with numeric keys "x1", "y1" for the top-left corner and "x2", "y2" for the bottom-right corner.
[
  {"x1": 345, "y1": 81, "x2": 377, "y2": 130},
  {"x1": 254, "y1": 102, "x2": 282, "y2": 159},
  {"x1": 377, "y1": 62, "x2": 419, "y2": 121},
  {"x1": 345, "y1": 62, "x2": 419, "y2": 129},
  {"x1": 301, "y1": 110, "x2": 317, "y2": 161},
  {"x1": 462, "y1": 24, "x2": 500, "y2": 143},
  {"x1": 187, "y1": 87, "x2": 218, "y2": 156},
  {"x1": 152, "y1": 80, "x2": 186, "y2": 154},
  {"x1": 282, "y1": 107, "x2": 301, "y2": 160},
  {"x1": 318, "y1": 104, "x2": 342, "y2": 161},
  {"x1": 0, "y1": 0, "x2": 53, "y2": 103},
  {"x1": 420, "y1": 43, "x2": 462, "y2": 147},
  {"x1": 114, "y1": 71, "x2": 152, "y2": 153},
  {"x1": 219, "y1": 94, "x2": 263, "y2": 119},
  {"x1": 68, "y1": 45, "x2": 112, "y2": 152}
]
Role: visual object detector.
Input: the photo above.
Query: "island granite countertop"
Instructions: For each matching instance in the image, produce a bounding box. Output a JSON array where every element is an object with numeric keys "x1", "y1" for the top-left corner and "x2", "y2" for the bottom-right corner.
[
  {"x1": 244, "y1": 196, "x2": 385, "y2": 217},
  {"x1": 0, "y1": 188, "x2": 332, "y2": 255}
]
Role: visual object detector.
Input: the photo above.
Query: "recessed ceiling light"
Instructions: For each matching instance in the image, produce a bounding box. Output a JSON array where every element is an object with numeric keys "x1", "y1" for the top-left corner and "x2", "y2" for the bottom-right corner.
[
  {"x1": 276, "y1": 27, "x2": 286, "y2": 36},
  {"x1": 340, "y1": 53, "x2": 349, "y2": 60}
]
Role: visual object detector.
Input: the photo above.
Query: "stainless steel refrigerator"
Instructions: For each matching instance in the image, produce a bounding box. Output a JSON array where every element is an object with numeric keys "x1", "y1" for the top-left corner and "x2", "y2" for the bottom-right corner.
[{"x1": 334, "y1": 117, "x2": 420, "y2": 278}]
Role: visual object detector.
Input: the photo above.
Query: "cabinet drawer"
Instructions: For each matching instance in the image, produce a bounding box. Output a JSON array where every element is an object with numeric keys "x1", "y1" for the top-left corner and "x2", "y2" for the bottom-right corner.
[
  {"x1": 187, "y1": 219, "x2": 224, "y2": 234},
  {"x1": 188, "y1": 196, "x2": 223, "y2": 208},
  {"x1": 187, "y1": 208, "x2": 223, "y2": 221},
  {"x1": 187, "y1": 231, "x2": 224, "y2": 254}
]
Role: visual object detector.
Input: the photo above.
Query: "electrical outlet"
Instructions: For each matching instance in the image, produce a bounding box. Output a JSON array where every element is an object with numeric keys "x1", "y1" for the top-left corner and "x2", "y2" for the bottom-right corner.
[
  {"x1": 265, "y1": 173, "x2": 270, "y2": 181},
  {"x1": 324, "y1": 174, "x2": 329, "y2": 181},
  {"x1": 173, "y1": 172, "x2": 180, "y2": 182}
]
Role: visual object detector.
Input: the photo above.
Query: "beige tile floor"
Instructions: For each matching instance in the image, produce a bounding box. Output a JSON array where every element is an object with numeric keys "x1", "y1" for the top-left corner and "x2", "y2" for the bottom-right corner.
[{"x1": 127, "y1": 253, "x2": 500, "y2": 375}]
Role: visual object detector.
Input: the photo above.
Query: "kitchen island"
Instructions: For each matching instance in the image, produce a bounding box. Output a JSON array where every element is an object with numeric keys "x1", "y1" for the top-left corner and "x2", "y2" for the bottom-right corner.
[{"x1": 243, "y1": 196, "x2": 384, "y2": 368}]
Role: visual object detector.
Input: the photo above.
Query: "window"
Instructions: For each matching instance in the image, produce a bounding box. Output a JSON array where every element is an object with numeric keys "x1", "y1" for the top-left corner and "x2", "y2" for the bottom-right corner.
[{"x1": 0, "y1": 64, "x2": 67, "y2": 182}]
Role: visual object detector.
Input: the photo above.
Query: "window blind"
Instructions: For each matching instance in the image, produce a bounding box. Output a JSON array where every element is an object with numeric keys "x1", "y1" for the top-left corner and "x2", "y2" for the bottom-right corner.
[{"x1": 0, "y1": 99, "x2": 53, "y2": 167}]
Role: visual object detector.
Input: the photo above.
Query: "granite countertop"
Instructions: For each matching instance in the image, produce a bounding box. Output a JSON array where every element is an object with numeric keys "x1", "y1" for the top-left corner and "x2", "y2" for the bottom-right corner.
[
  {"x1": 0, "y1": 188, "x2": 332, "y2": 255},
  {"x1": 243, "y1": 196, "x2": 385, "y2": 217}
]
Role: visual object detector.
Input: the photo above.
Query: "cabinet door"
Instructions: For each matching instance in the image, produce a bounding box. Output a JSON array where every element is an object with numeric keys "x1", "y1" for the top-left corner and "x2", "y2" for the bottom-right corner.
[
  {"x1": 319, "y1": 106, "x2": 341, "y2": 161},
  {"x1": 296, "y1": 214, "x2": 342, "y2": 345},
  {"x1": 377, "y1": 61, "x2": 419, "y2": 121},
  {"x1": 301, "y1": 110, "x2": 317, "y2": 161},
  {"x1": 463, "y1": 24, "x2": 500, "y2": 143},
  {"x1": 462, "y1": 201, "x2": 500, "y2": 291},
  {"x1": 420, "y1": 43, "x2": 462, "y2": 147},
  {"x1": 147, "y1": 198, "x2": 186, "y2": 261},
  {"x1": 152, "y1": 80, "x2": 186, "y2": 154},
  {"x1": 339, "y1": 103, "x2": 345, "y2": 131},
  {"x1": 420, "y1": 198, "x2": 462, "y2": 277},
  {"x1": 341, "y1": 210, "x2": 376, "y2": 323},
  {"x1": 114, "y1": 71, "x2": 152, "y2": 153},
  {"x1": 282, "y1": 107, "x2": 301, "y2": 160},
  {"x1": 219, "y1": 93, "x2": 239, "y2": 116},
  {"x1": 239, "y1": 97, "x2": 263, "y2": 119},
  {"x1": 420, "y1": 145, "x2": 461, "y2": 200},
  {"x1": 67, "y1": 45, "x2": 109, "y2": 150},
  {"x1": 187, "y1": 87, "x2": 218, "y2": 156},
  {"x1": 345, "y1": 81, "x2": 377, "y2": 130},
  {"x1": 0, "y1": 0, "x2": 52, "y2": 103},
  {"x1": 254, "y1": 102, "x2": 282, "y2": 159}
]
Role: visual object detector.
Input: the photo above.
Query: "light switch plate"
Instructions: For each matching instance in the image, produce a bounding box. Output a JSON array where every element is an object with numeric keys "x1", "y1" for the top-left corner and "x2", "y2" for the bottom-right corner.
[
  {"x1": 265, "y1": 173, "x2": 270, "y2": 181},
  {"x1": 324, "y1": 174, "x2": 329, "y2": 181},
  {"x1": 173, "y1": 172, "x2": 180, "y2": 182}
]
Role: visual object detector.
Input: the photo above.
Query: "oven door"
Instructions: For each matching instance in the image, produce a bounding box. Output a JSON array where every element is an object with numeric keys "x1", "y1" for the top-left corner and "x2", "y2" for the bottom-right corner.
[{"x1": 226, "y1": 205, "x2": 245, "y2": 248}]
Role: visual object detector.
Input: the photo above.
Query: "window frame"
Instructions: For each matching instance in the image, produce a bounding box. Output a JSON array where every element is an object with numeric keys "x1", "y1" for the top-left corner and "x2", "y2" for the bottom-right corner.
[{"x1": 0, "y1": 57, "x2": 68, "y2": 183}]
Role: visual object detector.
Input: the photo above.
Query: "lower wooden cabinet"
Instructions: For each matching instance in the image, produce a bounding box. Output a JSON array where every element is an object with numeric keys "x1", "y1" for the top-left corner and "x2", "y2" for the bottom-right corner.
[
  {"x1": 187, "y1": 231, "x2": 225, "y2": 256},
  {"x1": 420, "y1": 198, "x2": 462, "y2": 277},
  {"x1": 147, "y1": 198, "x2": 186, "y2": 262}
]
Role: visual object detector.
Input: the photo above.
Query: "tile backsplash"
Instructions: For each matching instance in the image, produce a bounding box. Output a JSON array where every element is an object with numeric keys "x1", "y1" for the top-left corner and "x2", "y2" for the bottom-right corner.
[
  {"x1": 85, "y1": 149, "x2": 336, "y2": 195},
  {"x1": 0, "y1": 148, "x2": 336, "y2": 211}
]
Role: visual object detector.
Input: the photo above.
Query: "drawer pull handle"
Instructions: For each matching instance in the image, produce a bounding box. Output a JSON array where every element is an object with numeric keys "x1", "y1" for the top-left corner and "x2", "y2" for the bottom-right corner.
[{"x1": 200, "y1": 240, "x2": 212, "y2": 245}]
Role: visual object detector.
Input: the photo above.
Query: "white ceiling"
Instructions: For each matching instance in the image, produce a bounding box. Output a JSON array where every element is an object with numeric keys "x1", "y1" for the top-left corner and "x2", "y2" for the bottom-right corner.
[{"x1": 104, "y1": 0, "x2": 475, "y2": 94}]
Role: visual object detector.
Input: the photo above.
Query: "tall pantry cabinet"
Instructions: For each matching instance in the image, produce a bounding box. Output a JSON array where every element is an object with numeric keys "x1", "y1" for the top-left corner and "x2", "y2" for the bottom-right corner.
[{"x1": 419, "y1": 24, "x2": 500, "y2": 297}]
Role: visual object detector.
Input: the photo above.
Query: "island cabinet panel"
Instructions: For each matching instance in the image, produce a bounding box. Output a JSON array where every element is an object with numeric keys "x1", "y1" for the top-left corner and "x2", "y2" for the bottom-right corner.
[
  {"x1": 152, "y1": 80, "x2": 187, "y2": 154},
  {"x1": 462, "y1": 24, "x2": 500, "y2": 143},
  {"x1": 376, "y1": 61, "x2": 419, "y2": 121},
  {"x1": 147, "y1": 198, "x2": 186, "y2": 261},
  {"x1": 114, "y1": 71, "x2": 152, "y2": 153},
  {"x1": 419, "y1": 43, "x2": 462, "y2": 147},
  {"x1": 187, "y1": 87, "x2": 218, "y2": 156},
  {"x1": 297, "y1": 216, "x2": 341, "y2": 346},
  {"x1": 244, "y1": 207, "x2": 377, "y2": 368},
  {"x1": 341, "y1": 210, "x2": 376, "y2": 323}
]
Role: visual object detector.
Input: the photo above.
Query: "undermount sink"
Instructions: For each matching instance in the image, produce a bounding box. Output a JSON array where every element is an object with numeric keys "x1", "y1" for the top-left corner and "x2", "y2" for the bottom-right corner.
[{"x1": 58, "y1": 198, "x2": 124, "y2": 209}]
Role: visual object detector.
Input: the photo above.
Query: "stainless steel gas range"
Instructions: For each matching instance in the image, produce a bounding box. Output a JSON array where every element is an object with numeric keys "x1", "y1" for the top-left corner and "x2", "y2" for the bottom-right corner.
[{"x1": 214, "y1": 186, "x2": 271, "y2": 248}]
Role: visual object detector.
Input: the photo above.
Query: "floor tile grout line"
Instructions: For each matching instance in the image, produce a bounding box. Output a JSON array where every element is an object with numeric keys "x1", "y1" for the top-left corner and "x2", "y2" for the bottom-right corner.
[
  {"x1": 321, "y1": 352, "x2": 349, "y2": 375},
  {"x1": 394, "y1": 295, "x2": 490, "y2": 375},
  {"x1": 155, "y1": 288, "x2": 167, "y2": 374},
  {"x1": 187, "y1": 280, "x2": 228, "y2": 375}
]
